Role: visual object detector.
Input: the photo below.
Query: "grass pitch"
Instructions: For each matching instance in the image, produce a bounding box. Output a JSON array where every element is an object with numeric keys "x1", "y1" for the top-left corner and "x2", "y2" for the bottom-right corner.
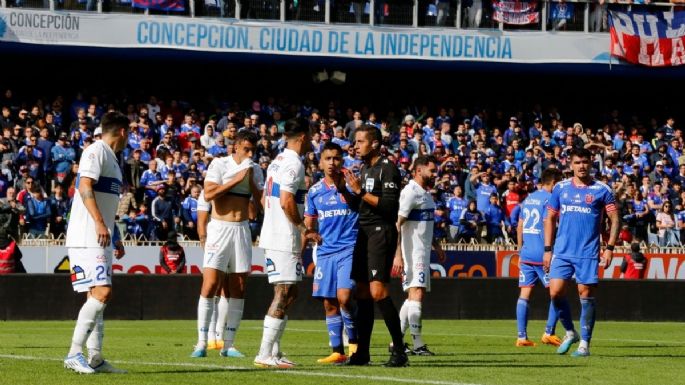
[{"x1": 1, "y1": 320, "x2": 683, "y2": 385}]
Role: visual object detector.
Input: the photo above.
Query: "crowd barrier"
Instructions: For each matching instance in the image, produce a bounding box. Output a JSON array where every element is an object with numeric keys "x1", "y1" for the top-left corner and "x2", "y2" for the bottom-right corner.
[
  {"x1": 16, "y1": 240, "x2": 685, "y2": 280},
  {"x1": 1, "y1": 275, "x2": 683, "y2": 320}
]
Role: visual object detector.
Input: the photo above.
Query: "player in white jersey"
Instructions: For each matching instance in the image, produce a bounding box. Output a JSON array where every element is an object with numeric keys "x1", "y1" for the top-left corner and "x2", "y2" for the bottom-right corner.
[
  {"x1": 191, "y1": 131, "x2": 263, "y2": 358},
  {"x1": 63, "y1": 112, "x2": 129, "y2": 374},
  {"x1": 254, "y1": 119, "x2": 320, "y2": 368},
  {"x1": 392, "y1": 156, "x2": 446, "y2": 356}
]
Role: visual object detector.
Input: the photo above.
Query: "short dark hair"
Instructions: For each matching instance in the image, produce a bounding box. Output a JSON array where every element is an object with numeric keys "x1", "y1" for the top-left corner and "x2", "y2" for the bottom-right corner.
[
  {"x1": 355, "y1": 124, "x2": 381, "y2": 144},
  {"x1": 321, "y1": 141, "x2": 343, "y2": 155},
  {"x1": 541, "y1": 168, "x2": 563, "y2": 185},
  {"x1": 235, "y1": 130, "x2": 258, "y2": 145},
  {"x1": 570, "y1": 148, "x2": 592, "y2": 160},
  {"x1": 284, "y1": 118, "x2": 309, "y2": 139},
  {"x1": 414, "y1": 155, "x2": 437, "y2": 169},
  {"x1": 100, "y1": 112, "x2": 129, "y2": 135}
]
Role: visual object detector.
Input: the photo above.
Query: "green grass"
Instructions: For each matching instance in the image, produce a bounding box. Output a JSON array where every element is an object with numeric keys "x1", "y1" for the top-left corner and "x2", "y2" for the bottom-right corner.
[{"x1": 1, "y1": 320, "x2": 684, "y2": 385}]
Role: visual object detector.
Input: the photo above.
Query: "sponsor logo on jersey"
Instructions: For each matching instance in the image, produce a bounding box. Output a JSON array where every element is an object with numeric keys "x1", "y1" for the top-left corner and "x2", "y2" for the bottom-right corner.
[
  {"x1": 326, "y1": 195, "x2": 338, "y2": 205},
  {"x1": 365, "y1": 178, "x2": 375, "y2": 191},
  {"x1": 384, "y1": 182, "x2": 397, "y2": 189},
  {"x1": 318, "y1": 208, "x2": 353, "y2": 218},
  {"x1": 560, "y1": 204, "x2": 592, "y2": 214}
]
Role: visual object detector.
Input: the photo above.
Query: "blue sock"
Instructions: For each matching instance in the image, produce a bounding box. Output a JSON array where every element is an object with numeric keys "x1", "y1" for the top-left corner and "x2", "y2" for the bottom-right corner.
[
  {"x1": 545, "y1": 300, "x2": 558, "y2": 335},
  {"x1": 516, "y1": 298, "x2": 529, "y2": 339},
  {"x1": 579, "y1": 298, "x2": 596, "y2": 343},
  {"x1": 553, "y1": 297, "x2": 575, "y2": 332},
  {"x1": 340, "y1": 307, "x2": 357, "y2": 343},
  {"x1": 326, "y1": 315, "x2": 344, "y2": 350}
]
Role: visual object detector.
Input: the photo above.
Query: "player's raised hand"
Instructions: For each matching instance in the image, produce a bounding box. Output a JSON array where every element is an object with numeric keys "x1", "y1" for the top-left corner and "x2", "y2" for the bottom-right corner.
[
  {"x1": 342, "y1": 168, "x2": 362, "y2": 195},
  {"x1": 96, "y1": 221, "x2": 111, "y2": 248},
  {"x1": 600, "y1": 248, "x2": 613, "y2": 269}
]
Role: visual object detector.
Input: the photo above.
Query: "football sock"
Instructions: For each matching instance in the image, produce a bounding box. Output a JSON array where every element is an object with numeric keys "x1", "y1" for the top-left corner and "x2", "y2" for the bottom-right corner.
[
  {"x1": 579, "y1": 297, "x2": 596, "y2": 344},
  {"x1": 340, "y1": 306, "x2": 357, "y2": 343},
  {"x1": 399, "y1": 299, "x2": 409, "y2": 336},
  {"x1": 516, "y1": 297, "x2": 529, "y2": 339},
  {"x1": 86, "y1": 311, "x2": 104, "y2": 363},
  {"x1": 211, "y1": 296, "x2": 223, "y2": 341},
  {"x1": 545, "y1": 300, "x2": 558, "y2": 335},
  {"x1": 196, "y1": 296, "x2": 214, "y2": 349},
  {"x1": 407, "y1": 300, "x2": 424, "y2": 349},
  {"x1": 377, "y1": 296, "x2": 404, "y2": 354},
  {"x1": 355, "y1": 298, "x2": 374, "y2": 356},
  {"x1": 69, "y1": 297, "x2": 106, "y2": 356},
  {"x1": 326, "y1": 315, "x2": 344, "y2": 353},
  {"x1": 224, "y1": 298, "x2": 244, "y2": 348},
  {"x1": 259, "y1": 316, "x2": 284, "y2": 358},
  {"x1": 272, "y1": 316, "x2": 287, "y2": 357},
  {"x1": 553, "y1": 297, "x2": 575, "y2": 333}
]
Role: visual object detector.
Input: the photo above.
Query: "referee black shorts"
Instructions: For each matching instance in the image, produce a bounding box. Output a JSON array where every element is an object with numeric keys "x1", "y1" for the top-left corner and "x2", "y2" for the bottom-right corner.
[{"x1": 352, "y1": 224, "x2": 398, "y2": 283}]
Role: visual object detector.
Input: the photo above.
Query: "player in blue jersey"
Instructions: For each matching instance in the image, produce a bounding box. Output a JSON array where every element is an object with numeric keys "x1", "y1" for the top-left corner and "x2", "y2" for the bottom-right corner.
[
  {"x1": 544, "y1": 148, "x2": 621, "y2": 357},
  {"x1": 515, "y1": 168, "x2": 563, "y2": 347},
  {"x1": 304, "y1": 142, "x2": 360, "y2": 364}
]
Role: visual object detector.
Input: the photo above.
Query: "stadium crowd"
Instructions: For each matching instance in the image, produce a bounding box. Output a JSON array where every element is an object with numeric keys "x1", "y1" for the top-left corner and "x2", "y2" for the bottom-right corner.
[{"x1": 0, "y1": 89, "x2": 682, "y2": 247}]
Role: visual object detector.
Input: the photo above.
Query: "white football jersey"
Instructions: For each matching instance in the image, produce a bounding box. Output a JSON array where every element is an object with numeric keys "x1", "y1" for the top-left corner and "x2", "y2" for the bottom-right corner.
[
  {"x1": 398, "y1": 180, "x2": 435, "y2": 259},
  {"x1": 197, "y1": 190, "x2": 211, "y2": 212},
  {"x1": 204, "y1": 155, "x2": 264, "y2": 198},
  {"x1": 66, "y1": 141, "x2": 123, "y2": 248},
  {"x1": 259, "y1": 148, "x2": 306, "y2": 253}
]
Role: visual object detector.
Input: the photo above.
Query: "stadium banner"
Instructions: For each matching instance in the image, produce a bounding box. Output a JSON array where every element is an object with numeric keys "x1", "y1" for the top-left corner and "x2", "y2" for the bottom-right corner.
[
  {"x1": 496, "y1": 251, "x2": 685, "y2": 280},
  {"x1": 609, "y1": 10, "x2": 685, "y2": 66},
  {"x1": 20, "y1": 246, "x2": 496, "y2": 277},
  {"x1": 132, "y1": 0, "x2": 186, "y2": 12},
  {"x1": 492, "y1": 1, "x2": 540, "y2": 25},
  {"x1": 0, "y1": 8, "x2": 610, "y2": 64}
]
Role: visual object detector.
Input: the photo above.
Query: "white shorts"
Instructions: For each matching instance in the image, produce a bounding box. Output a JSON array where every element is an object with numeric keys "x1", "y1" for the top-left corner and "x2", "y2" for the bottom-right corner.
[
  {"x1": 401, "y1": 246, "x2": 431, "y2": 292},
  {"x1": 203, "y1": 219, "x2": 252, "y2": 274},
  {"x1": 265, "y1": 249, "x2": 302, "y2": 284},
  {"x1": 68, "y1": 247, "x2": 113, "y2": 293}
]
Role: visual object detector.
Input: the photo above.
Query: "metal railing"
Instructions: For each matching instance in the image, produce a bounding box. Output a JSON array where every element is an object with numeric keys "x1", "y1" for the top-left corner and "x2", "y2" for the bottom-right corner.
[{"x1": 1, "y1": 0, "x2": 679, "y2": 34}]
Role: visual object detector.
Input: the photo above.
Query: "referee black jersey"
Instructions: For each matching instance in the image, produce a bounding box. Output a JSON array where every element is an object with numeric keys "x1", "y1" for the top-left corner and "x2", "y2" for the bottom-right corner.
[{"x1": 358, "y1": 156, "x2": 401, "y2": 226}]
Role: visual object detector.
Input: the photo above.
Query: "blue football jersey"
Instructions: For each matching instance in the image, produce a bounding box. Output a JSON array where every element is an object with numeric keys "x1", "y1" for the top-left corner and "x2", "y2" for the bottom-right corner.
[
  {"x1": 519, "y1": 190, "x2": 551, "y2": 264},
  {"x1": 547, "y1": 179, "x2": 617, "y2": 260},
  {"x1": 305, "y1": 180, "x2": 359, "y2": 258}
]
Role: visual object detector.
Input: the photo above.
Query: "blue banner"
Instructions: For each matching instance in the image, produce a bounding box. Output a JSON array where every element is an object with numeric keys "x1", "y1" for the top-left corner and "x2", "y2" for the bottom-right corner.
[{"x1": 551, "y1": 2, "x2": 574, "y2": 21}]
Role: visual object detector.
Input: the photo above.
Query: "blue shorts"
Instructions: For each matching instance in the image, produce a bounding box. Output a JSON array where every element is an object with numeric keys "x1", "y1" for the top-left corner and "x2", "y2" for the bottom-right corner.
[
  {"x1": 549, "y1": 255, "x2": 599, "y2": 285},
  {"x1": 519, "y1": 262, "x2": 549, "y2": 288},
  {"x1": 313, "y1": 251, "x2": 355, "y2": 298}
]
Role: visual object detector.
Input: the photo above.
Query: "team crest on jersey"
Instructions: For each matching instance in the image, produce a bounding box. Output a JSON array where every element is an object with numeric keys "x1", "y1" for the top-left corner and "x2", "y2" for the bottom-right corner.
[
  {"x1": 70, "y1": 265, "x2": 86, "y2": 282},
  {"x1": 365, "y1": 178, "x2": 375, "y2": 191},
  {"x1": 585, "y1": 194, "x2": 593, "y2": 204}
]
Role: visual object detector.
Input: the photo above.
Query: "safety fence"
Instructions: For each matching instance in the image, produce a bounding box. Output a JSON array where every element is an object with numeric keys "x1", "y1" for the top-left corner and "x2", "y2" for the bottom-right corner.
[{"x1": 15, "y1": 239, "x2": 685, "y2": 279}]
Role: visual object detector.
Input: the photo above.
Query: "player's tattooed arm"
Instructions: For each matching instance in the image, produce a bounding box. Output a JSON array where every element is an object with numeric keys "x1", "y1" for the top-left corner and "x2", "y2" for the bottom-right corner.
[
  {"x1": 607, "y1": 209, "x2": 621, "y2": 247},
  {"x1": 81, "y1": 188, "x2": 95, "y2": 200}
]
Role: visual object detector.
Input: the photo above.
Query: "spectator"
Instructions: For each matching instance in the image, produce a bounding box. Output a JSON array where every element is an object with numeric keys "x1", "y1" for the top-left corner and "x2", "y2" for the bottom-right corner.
[
  {"x1": 0, "y1": 186, "x2": 25, "y2": 241},
  {"x1": 470, "y1": 169, "x2": 497, "y2": 212},
  {"x1": 447, "y1": 185, "x2": 467, "y2": 241},
  {"x1": 49, "y1": 184, "x2": 70, "y2": 239},
  {"x1": 458, "y1": 200, "x2": 485, "y2": 243},
  {"x1": 140, "y1": 159, "x2": 164, "y2": 203},
  {"x1": 620, "y1": 242, "x2": 647, "y2": 279},
  {"x1": 26, "y1": 188, "x2": 51, "y2": 239},
  {"x1": 484, "y1": 193, "x2": 506, "y2": 244},
  {"x1": 656, "y1": 202, "x2": 678, "y2": 246},
  {"x1": 181, "y1": 185, "x2": 201, "y2": 240},
  {"x1": 159, "y1": 231, "x2": 186, "y2": 274},
  {"x1": 51, "y1": 132, "x2": 76, "y2": 185},
  {"x1": 151, "y1": 186, "x2": 177, "y2": 241}
]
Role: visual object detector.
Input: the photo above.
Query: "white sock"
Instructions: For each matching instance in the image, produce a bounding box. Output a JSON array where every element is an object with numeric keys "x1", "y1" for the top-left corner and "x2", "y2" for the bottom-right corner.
[
  {"x1": 69, "y1": 297, "x2": 106, "y2": 356},
  {"x1": 579, "y1": 340, "x2": 589, "y2": 350},
  {"x1": 215, "y1": 297, "x2": 229, "y2": 341},
  {"x1": 196, "y1": 297, "x2": 214, "y2": 349},
  {"x1": 224, "y1": 298, "x2": 245, "y2": 348},
  {"x1": 258, "y1": 316, "x2": 285, "y2": 358},
  {"x1": 567, "y1": 330, "x2": 577, "y2": 338},
  {"x1": 86, "y1": 311, "x2": 104, "y2": 365},
  {"x1": 208, "y1": 296, "x2": 220, "y2": 341},
  {"x1": 399, "y1": 300, "x2": 409, "y2": 336},
  {"x1": 271, "y1": 316, "x2": 287, "y2": 357},
  {"x1": 407, "y1": 300, "x2": 424, "y2": 349}
]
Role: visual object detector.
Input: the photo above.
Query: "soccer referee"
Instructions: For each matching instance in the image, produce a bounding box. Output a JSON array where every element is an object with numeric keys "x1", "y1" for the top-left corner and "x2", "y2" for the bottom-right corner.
[{"x1": 344, "y1": 125, "x2": 407, "y2": 367}]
